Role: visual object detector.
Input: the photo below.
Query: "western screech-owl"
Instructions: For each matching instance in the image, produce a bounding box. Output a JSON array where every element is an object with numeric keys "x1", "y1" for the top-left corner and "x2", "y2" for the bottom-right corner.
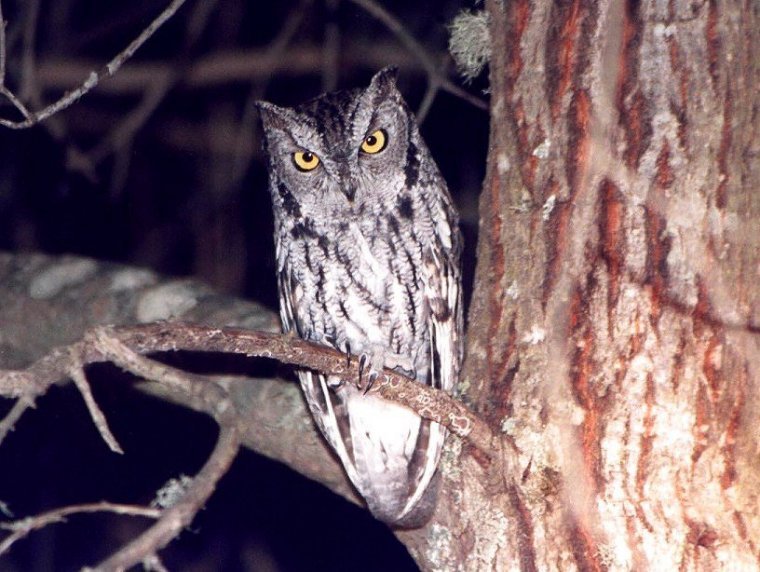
[{"x1": 258, "y1": 68, "x2": 462, "y2": 526}]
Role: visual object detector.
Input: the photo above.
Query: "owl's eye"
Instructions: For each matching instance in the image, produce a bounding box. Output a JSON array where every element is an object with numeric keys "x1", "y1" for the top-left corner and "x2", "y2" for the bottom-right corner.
[
  {"x1": 293, "y1": 150, "x2": 320, "y2": 172},
  {"x1": 360, "y1": 129, "x2": 387, "y2": 154}
]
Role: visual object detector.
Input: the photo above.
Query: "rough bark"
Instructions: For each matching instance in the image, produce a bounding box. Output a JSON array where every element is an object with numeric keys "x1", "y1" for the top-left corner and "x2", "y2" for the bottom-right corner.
[{"x1": 411, "y1": 0, "x2": 759, "y2": 569}]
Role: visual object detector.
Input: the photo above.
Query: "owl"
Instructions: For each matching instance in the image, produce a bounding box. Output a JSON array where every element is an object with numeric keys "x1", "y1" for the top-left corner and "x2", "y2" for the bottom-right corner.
[{"x1": 258, "y1": 68, "x2": 462, "y2": 527}]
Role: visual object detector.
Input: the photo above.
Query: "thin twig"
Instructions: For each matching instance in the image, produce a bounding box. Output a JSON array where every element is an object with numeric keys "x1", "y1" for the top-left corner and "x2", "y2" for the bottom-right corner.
[
  {"x1": 416, "y1": 80, "x2": 439, "y2": 123},
  {"x1": 18, "y1": 0, "x2": 41, "y2": 102},
  {"x1": 87, "y1": 74, "x2": 172, "y2": 167},
  {"x1": 0, "y1": 501, "x2": 161, "y2": 556},
  {"x1": 0, "y1": 2, "x2": 33, "y2": 125},
  {"x1": 347, "y1": 0, "x2": 488, "y2": 112},
  {"x1": 0, "y1": 397, "x2": 34, "y2": 447},
  {"x1": 0, "y1": 86, "x2": 31, "y2": 120},
  {"x1": 89, "y1": 326, "x2": 230, "y2": 417},
  {"x1": 36, "y1": 44, "x2": 415, "y2": 94},
  {"x1": 0, "y1": 0, "x2": 7, "y2": 84},
  {"x1": 91, "y1": 423, "x2": 241, "y2": 571},
  {"x1": 84, "y1": 0, "x2": 219, "y2": 186},
  {"x1": 322, "y1": 0, "x2": 340, "y2": 92},
  {"x1": 233, "y1": 0, "x2": 312, "y2": 183},
  {"x1": 0, "y1": 0, "x2": 189, "y2": 129},
  {"x1": 17, "y1": 0, "x2": 68, "y2": 142},
  {"x1": 67, "y1": 351, "x2": 124, "y2": 454}
]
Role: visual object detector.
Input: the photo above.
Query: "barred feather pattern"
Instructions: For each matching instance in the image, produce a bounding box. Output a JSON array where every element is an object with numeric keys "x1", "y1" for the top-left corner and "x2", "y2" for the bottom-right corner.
[{"x1": 258, "y1": 68, "x2": 462, "y2": 526}]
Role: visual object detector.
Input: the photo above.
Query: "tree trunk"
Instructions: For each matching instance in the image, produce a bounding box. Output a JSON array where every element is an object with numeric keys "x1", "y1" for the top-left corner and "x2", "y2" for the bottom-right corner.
[{"x1": 400, "y1": 0, "x2": 759, "y2": 569}]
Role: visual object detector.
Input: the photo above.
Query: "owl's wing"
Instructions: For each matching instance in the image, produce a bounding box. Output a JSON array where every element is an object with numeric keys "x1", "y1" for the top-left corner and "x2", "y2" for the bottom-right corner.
[
  {"x1": 395, "y1": 221, "x2": 463, "y2": 520},
  {"x1": 277, "y1": 266, "x2": 363, "y2": 487},
  {"x1": 423, "y1": 227, "x2": 464, "y2": 395}
]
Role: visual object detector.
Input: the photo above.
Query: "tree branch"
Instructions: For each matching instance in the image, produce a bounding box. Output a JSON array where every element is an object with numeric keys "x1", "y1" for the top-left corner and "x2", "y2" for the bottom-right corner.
[
  {"x1": 0, "y1": 502, "x2": 161, "y2": 557},
  {"x1": 0, "y1": 323, "x2": 496, "y2": 455},
  {"x1": 0, "y1": 0, "x2": 189, "y2": 129},
  {"x1": 92, "y1": 423, "x2": 241, "y2": 571},
  {"x1": 347, "y1": 0, "x2": 488, "y2": 114}
]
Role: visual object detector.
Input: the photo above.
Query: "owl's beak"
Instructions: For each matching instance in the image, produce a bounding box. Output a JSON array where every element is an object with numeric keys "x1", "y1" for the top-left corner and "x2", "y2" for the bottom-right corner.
[
  {"x1": 336, "y1": 160, "x2": 357, "y2": 202},
  {"x1": 342, "y1": 186, "x2": 357, "y2": 202}
]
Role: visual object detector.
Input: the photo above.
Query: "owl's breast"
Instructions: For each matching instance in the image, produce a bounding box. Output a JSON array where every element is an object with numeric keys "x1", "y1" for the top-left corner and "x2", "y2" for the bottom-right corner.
[{"x1": 280, "y1": 216, "x2": 428, "y2": 370}]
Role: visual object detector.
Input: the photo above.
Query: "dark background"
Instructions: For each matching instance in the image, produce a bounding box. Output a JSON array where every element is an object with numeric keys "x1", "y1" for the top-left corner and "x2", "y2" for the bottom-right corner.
[{"x1": 0, "y1": 1, "x2": 488, "y2": 569}]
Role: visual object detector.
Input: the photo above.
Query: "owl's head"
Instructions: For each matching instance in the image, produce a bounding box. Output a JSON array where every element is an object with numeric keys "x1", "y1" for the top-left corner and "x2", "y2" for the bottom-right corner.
[{"x1": 258, "y1": 68, "x2": 427, "y2": 222}]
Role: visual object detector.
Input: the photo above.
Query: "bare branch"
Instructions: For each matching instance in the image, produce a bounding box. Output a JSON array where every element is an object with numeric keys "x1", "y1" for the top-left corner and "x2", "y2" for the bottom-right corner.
[
  {"x1": 83, "y1": 0, "x2": 220, "y2": 185},
  {"x1": 0, "y1": 85, "x2": 30, "y2": 120},
  {"x1": 1, "y1": 326, "x2": 244, "y2": 569},
  {"x1": 88, "y1": 326, "x2": 230, "y2": 416},
  {"x1": 322, "y1": 0, "x2": 340, "y2": 91},
  {"x1": 0, "y1": 0, "x2": 190, "y2": 129},
  {"x1": 36, "y1": 44, "x2": 416, "y2": 95},
  {"x1": 0, "y1": 324, "x2": 496, "y2": 454},
  {"x1": 0, "y1": 502, "x2": 161, "y2": 556},
  {"x1": 0, "y1": 0, "x2": 33, "y2": 121},
  {"x1": 0, "y1": 397, "x2": 34, "y2": 447},
  {"x1": 416, "y1": 81, "x2": 438, "y2": 123},
  {"x1": 92, "y1": 424, "x2": 241, "y2": 571},
  {"x1": 67, "y1": 351, "x2": 124, "y2": 454},
  {"x1": 18, "y1": 0, "x2": 41, "y2": 103},
  {"x1": 0, "y1": 1, "x2": 6, "y2": 84},
  {"x1": 232, "y1": 0, "x2": 313, "y2": 184},
  {"x1": 119, "y1": 324, "x2": 497, "y2": 452},
  {"x1": 346, "y1": 0, "x2": 488, "y2": 112}
]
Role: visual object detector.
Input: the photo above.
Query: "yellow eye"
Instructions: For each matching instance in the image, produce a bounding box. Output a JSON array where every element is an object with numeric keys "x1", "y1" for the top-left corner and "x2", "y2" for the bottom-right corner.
[
  {"x1": 293, "y1": 150, "x2": 320, "y2": 171},
  {"x1": 360, "y1": 129, "x2": 387, "y2": 154}
]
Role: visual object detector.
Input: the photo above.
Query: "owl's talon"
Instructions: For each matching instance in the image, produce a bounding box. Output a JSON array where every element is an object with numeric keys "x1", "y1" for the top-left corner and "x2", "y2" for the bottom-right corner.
[
  {"x1": 363, "y1": 371, "x2": 379, "y2": 394},
  {"x1": 357, "y1": 353, "x2": 369, "y2": 390},
  {"x1": 351, "y1": 346, "x2": 417, "y2": 391}
]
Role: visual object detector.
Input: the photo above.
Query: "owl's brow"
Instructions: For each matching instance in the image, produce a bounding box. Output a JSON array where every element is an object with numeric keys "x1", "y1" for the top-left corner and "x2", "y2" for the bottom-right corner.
[{"x1": 307, "y1": 89, "x2": 360, "y2": 135}]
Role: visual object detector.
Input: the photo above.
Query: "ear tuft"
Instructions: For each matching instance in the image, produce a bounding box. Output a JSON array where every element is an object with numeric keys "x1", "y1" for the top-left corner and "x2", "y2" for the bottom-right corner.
[
  {"x1": 368, "y1": 66, "x2": 399, "y2": 95},
  {"x1": 256, "y1": 100, "x2": 293, "y2": 133}
]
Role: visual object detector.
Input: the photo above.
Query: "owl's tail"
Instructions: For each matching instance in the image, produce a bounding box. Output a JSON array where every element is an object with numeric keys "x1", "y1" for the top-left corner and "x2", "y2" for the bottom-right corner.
[
  {"x1": 297, "y1": 371, "x2": 445, "y2": 527},
  {"x1": 343, "y1": 390, "x2": 446, "y2": 527}
]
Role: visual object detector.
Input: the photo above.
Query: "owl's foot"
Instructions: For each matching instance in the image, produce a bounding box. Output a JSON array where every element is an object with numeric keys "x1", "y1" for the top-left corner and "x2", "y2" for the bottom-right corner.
[
  {"x1": 356, "y1": 346, "x2": 415, "y2": 394},
  {"x1": 321, "y1": 336, "x2": 354, "y2": 389},
  {"x1": 357, "y1": 353, "x2": 379, "y2": 393}
]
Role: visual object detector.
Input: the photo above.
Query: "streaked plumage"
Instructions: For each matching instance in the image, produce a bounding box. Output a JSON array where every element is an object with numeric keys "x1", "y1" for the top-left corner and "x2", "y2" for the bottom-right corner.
[{"x1": 258, "y1": 68, "x2": 462, "y2": 526}]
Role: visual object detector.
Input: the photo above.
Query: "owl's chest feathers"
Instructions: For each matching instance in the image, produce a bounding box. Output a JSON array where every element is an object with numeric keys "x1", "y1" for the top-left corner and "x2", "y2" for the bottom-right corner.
[{"x1": 280, "y1": 214, "x2": 427, "y2": 354}]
